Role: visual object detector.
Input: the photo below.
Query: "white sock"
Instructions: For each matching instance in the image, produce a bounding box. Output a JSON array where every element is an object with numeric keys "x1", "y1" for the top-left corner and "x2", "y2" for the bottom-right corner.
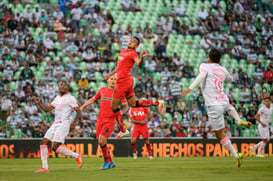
[
  {"x1": 227, "y1": 105, "x2": 240, "y2": 121},
  {"x1": 253, "y1": 141, "x2": 263, "y2": 150},
  {"x1": 56, "y1": 146, "x2": 79, "y2": 158},
  {"x1": 258, "y1": 142, "x2": 266, "y2": 155},
  {"x1": 220, "y1": 136, "x2": 238, "y2": 157},
  {"x1": 40, "y1": 145, "x2": 48, "y2": 169}
]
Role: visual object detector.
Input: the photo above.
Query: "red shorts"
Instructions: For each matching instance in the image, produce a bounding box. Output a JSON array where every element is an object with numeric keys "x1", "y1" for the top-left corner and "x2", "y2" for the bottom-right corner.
[
  {"x1": 96, "y1": 117, "x2": 115, "y2": 139},
  {"x1": 131, "y1": 126, "x2": 149, "y2": 139},
  {"x1": 113, "y1": 78, "x2": 135, "y2": 99}
]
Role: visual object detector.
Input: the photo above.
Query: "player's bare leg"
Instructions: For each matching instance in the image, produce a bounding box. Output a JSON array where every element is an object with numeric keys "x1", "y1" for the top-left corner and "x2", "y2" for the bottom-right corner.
[
  {"x1": 111, "y1": 97, "x2": 129, "y2": 137},
  {"x1": 131, "y1": 137, "x2": 138, "y2": 159},
  {"x1": 35, "y1": 138, "x2": 51, "y2": 172},
  {"x1": 144, "y1": 138, "x2": 153, "y2": 159},
  {"x1": 99, "y1": 135, "x2": 114, "y2": 169},
  {"x1": 251, "y1": 139, "x2": 268, "y2": 157},
  {"x1": 52, "y1": 142, "x2": 82, "y2": 168},
  {"x1": 215, "y1": 129, "x2": 243, "y2": 168},
  {"x1": 227, "y1": 105, "x2": 251, "y2": 127}
]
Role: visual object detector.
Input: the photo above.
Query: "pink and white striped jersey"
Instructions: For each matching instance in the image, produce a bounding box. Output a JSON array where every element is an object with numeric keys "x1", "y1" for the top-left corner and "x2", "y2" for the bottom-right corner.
[
  {"x1": 50, "y1": 93, "x2": 78, "y2": 124},
  {"x1": 199, "y1": 63, "x2": 232, "y2": 106},
  {"x1": 257, "y1": 105, "x2": 273, "y2": 126}
]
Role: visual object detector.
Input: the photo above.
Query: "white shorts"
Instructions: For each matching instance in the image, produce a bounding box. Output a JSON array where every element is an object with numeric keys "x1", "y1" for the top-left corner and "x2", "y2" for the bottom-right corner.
[
  {"x1": 258, "y1": 124, "x2": 270, "y2": 141},
  {"x1": 207, "y1": 104, "x2": 230, "y2": 131},
  {"x1": 44, "y1": 123, "x2": 70, "y2": 144}
]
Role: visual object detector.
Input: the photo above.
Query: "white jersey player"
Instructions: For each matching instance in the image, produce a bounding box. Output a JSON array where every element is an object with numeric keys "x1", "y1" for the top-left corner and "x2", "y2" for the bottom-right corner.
[
  {"x1": 250, "y1": 97, "x2": 273, "y2": 157},
  {"x1": 182, "y1": 49, "x2": 251, "y2": 168},
  {"x1": 32, "y1": 81, "x2": 82, "y2": 172}
]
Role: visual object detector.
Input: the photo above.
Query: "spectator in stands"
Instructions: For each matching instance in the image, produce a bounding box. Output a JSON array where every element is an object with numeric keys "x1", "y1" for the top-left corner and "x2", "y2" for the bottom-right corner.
[
  {"x1": 154, "y1": 34, "x2": 168, "y2": 58},
  {"x1": 20, "y1": 64, "x2": 34, "y2": 80},
  {"x1": 175, "y1": 122, "x2": 187, "y2": 137},
  {"x1": 166, "y1": 95, "x2": 176, "y2": 115},
  {"x1": 78, "y1": 75, "x2": 88, "y2": 90},
  {"x1": 143, "y1": 23, "x2": 154, "y2": 40},
  {"x1": 250, "y1": 88, "x2": 260, "y2": 105},
  {"x1": 6, "y1": 110, "x2": 17, "y2": 129},
  {"x1": 253, "y1": 61, "x2": 265, "y2": 82},
  {"x1": 53, "y1": 7, "x2": 64, "y2": 20},
  {"x1": 247, "y1": 105, "x2": 257, "y2": 125},
  {"x1": 198, "y1": 6, "x2": 208, "y2": 21},
  {"x1": 175, "y1": 3, "x2": 186, "y2": 17},
  {"x1": 240, "y1": 87, "x2": 251, "y2": 104},
  {"x1": 0, "y1": 125, "x2": 7, "y2": 138},
  {"x1": 121, "y1": 0, "x2": 133, "y2": 12},
  {"x1": 261, "y1": 65, "x2": 273, "y2": 84},
  {"x1": 234, "y1": 0, "x2": 244, "y2": 14},
  {"x1": 25, "y1": 100, "x2": 37, "y2": 116},
  {"x1": 200, "y1": 35, "x2": 213, "y2": 51},
  {"x1": 22, "y1": 120, "x2": 34, "y2": 138},
  {"x1": 15, "y1": 86, "x2": 25, "y2": 102},
  {"x1": 53, "y1": 60, "x2": 65, "y2": 81},
  {"x1": 187, "y1": 122, "x2": 197, "y2": 137},
  {"x1": 71, "y1": 2, "x2": 83, "y2": 33},
  {"x1": 180, "y1": 20, "x2": 189, "y2": 35},
  {"x1": 131, "y1": 0, "x2": 141, "y2": 12},
  {"x1": 169, "y1": 76, "x2": 181, "y2": 101},
  {"x1": 144, "y1": 56, "x2": 156, "y2": 73},
  {"x1": 182, "y1": 61, "x2": 195, "y2": 78},
  {"x1": 247, "y1": 48, "x2": 258, "y2": 64}
]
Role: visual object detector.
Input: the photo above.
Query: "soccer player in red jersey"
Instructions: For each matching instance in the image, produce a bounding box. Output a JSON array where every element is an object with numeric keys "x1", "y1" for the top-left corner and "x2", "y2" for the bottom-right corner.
[
  {"x1": 80, "y1": 75, "x2": 128, "y2": 170},
  {"x1": 104, "y1": 37, "x2": 165, "y2": 138},
  {"x1": 129, "y1": 103, "x2": 153, "y2": 159}
]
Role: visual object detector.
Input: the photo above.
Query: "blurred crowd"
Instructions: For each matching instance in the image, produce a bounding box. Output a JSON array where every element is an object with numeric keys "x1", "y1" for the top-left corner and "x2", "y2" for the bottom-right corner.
[{"x1": 0, "y1": 0, "x2": 272, "y2": 139}]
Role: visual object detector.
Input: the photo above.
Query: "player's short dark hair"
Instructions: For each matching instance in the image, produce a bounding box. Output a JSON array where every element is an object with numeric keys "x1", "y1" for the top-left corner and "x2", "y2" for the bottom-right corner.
[
  {"x1": 133, "y1": 36, "x2": 140, "y2": 45},
  {"x1": 209, "y1": 48, "x2": 222, "y2": 63},
  {"x1": 264, "y1": 97, "x2": 272, "y2": 101}
]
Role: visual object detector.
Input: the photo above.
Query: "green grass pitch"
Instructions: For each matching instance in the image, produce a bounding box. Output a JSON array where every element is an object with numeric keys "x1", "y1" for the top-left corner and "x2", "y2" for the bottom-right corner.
[{"x1": 0, "y1": 157, "x2": 273, "y2": 181}]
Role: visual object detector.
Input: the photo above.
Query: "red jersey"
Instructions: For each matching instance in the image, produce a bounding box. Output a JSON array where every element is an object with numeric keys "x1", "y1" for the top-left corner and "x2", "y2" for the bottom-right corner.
[
  {"x1": 263, "y1": 70, "x2": 273, "y2": 80},
  {"x1": 116, "y1": 48, "x2": 138, "y2": 81},
  {"x1": 95, "y1": 87, "x2": 126, "y2": 119},
  {"x1": 129, "y1": 107, "x2": 150, "y2": 127}
]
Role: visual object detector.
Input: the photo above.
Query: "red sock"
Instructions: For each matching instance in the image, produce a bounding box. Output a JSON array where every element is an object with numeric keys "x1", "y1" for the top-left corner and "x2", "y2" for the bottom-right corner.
[
  {"x1": 131, "y1": 143, "x2": 137, "y2": 153},
  {"x1": 100, "y1": 145, "x2": 109, "y2": 162},
  {"x1": 146, "y1": 144, "x2": 152, "y2": 156},
  {"x1": 137, "y1": 100, "x2": 159, "y2": 107},
  {"x1": 107, "y1": 149, "x2": 112, "y2": 163},
  {"x1": 115, "y1": 111, "x2": 126, "y2": 132}
]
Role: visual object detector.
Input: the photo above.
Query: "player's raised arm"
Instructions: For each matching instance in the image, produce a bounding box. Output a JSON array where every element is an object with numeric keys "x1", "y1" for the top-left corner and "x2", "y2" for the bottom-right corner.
[
  {"x1": 70, "y1": 107, "x2": 81, "y2": 130},
  {"x1": 134, "y1": 50, "x2": 149, "y2": 67},
  {"x1": 104, "y1": 68, "x2": 117, "y2": 80},
  {"x1": 224, "y1": 68, "x2": 233, "y2": 82},
  {"x1": 80, "y1": 96, "x2": 97, "y2": 111},
  {"x1": 121, "y1": 102, "x2": 129, "y2": 115},
  {"x1": 182, "y1": 70, "x2": 207, "y2": 96},
  {"x1": 255, "y1": 111, "x2": 266, "y2": 127},
  {"x1": 32, "y1": 95, "x2": 54, "y2": 112}
]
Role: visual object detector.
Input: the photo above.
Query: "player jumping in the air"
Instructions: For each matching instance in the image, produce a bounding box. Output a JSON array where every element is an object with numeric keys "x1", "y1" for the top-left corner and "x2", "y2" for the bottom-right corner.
[
  {"x1": 182, "y1": 49, "x2": 251, "y2": 168},
  {"x1": 129, "y1": 99, "x2": 153, "y2": 159},
  {"x1": 33, "y1": 81, "x2": 82, "y2": 172},
  {"x1": 250, "y1": 97, "x2": 272, "y2": 157},
  {"x1": 80, "y1": 75, "x2": 129, "y2": 170},
  {"x1": 104, "y1": 37, "x2": 165, "y2": 138}
]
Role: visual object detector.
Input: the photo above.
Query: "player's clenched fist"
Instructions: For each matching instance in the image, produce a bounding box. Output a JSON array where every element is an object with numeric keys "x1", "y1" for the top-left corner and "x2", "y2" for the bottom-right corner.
[
  {"x1": 32, "y1": 96, "x2": 40, "y2": 104},
  {"x1": 141, "y1": 50, "x2": 149, "y2": 58}
]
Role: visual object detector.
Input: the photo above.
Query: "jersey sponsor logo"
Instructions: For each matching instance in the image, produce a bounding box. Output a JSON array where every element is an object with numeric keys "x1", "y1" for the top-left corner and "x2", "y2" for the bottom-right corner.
[
  {"x1": 133, "y1": 111, "x2": 145, "y2": 116},
  {"x1": 101, "y1": 97, "x2": 112, "y2": 101},
  {"x1": 104, "y1": 127, "x2": 109, "y2": 133},
  {"x1": 118, "y1": 56, "x2": 124, "y2": 60}
]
